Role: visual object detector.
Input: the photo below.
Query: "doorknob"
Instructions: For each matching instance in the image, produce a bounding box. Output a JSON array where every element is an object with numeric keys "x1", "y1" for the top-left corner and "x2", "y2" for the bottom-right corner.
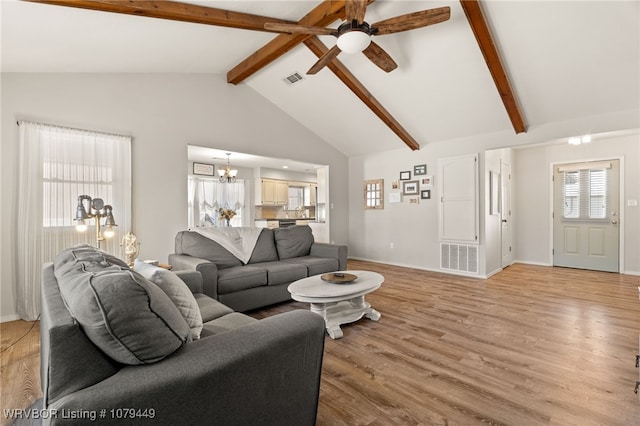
[
  {"x1": 502, "y1": 219, "x2": 508, "y2": 223},
  {"x1": 611, "y1": 219, "x2": 618, "y2": 224}
]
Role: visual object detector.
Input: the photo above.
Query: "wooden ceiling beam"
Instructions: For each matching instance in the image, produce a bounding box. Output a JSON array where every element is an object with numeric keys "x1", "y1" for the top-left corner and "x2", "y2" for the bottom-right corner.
[
  {"x1": 21, "y1": 0, "x2": 294, "y2": 33},
  {"x1": 304, "y1": 36, "x2": 420, "y2": 151},
  {"x1": 460, "y1": 0, "x2": 526, "y2": 133},
  {"x1": 227, "y1": 1, "x2": 349, "y2": 85}
]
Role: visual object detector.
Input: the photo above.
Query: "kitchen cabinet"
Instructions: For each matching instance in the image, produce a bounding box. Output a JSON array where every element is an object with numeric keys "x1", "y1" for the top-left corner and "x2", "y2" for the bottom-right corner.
[
  {"x1": 304, "y1": 184, "x2": 317, "y2": 206},
  {"x1": 256, "y1": 179, "x2": 288, "y2": 206}
]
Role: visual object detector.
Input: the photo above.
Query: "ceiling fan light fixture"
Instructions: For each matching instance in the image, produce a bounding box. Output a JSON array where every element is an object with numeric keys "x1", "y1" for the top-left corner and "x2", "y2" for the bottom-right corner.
[{"x1": 337, "y1": 30, "x2": 371, "y2": 54}]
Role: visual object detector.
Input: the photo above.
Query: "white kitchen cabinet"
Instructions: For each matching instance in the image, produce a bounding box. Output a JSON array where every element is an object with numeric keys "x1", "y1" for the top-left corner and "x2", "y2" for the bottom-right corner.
[{"x1": 256, "y1": 179, "x2": 288, "y2": 206}]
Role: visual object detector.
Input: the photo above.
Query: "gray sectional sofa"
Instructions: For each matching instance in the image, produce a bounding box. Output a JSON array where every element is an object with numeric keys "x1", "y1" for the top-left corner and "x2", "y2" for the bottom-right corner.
[
  {"x1": 169, "y1": 225, "x2": 347, "y2": 312},
  {"x1": 41, "y1": 244, "x2": 326, "y2": 425}
]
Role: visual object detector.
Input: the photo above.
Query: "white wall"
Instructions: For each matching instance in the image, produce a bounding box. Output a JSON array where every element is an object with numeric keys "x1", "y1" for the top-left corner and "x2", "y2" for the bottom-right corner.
[
  {"x1": 348, "y1": 139, "x2": 489, "y2": 275},
  {"x1": 1, "y1": 73, "x2": 349, "y2": 321},
  {"x1": 514, "y1": 132, "x2": 640, "y2": 274},
  {"x1": 348, "y1": 129, "x2": 639, "y2": 277}
]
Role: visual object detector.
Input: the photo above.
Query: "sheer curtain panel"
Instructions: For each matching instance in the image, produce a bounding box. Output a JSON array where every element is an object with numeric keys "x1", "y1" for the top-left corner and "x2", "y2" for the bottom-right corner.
[
  {"x1": 188, "y1": 177, "x2": 245, "y2": 228},
  {"x1": 16, "y1": 121, "x2": 132, "y2": 320}
]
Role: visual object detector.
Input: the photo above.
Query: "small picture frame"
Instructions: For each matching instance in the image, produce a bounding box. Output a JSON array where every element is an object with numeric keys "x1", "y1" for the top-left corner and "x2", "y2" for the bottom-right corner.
[
  {"x1": 414, "y1": 164, "x2": 427, "y2": 176},
  {"x1": 408, "y1": 196, "x2": 420, "y2": 204},
  {"x1": 389, "y1": 192, "x2": 402, "y2": 203},
  {"x1": 402, "y1": 180, "x2": 419, "y2": 195},
  {"x1": 193, "y1": 162, "x2": 214, "y2": 176},
  {"x1": 391, "y1": 180, "x2": 399, "y2": 189},
  {"x1": 421, "y1": 189, "x2": 431, "y2": 200},
  {"x1": 421, "y1": 176, "x2": 433, "y2": 187},
  {"x1": 399, "y1": 171, "x2": 411, "y2": 180}
]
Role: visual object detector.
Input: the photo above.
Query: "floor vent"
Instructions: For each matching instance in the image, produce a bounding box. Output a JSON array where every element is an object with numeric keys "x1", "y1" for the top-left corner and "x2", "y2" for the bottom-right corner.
[
  {"x1": 441, "y1": 243, "x2": 478, "y2": 273},
  {"x1": 283, "y1": 72, "x2": 304, "y2": 86}
]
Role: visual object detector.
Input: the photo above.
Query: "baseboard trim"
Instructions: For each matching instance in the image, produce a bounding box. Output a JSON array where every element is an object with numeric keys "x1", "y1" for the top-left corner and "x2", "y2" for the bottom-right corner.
[
  {"x1": 513, "y1": 260, "x2": 553, "y2": 267},
  {"x1": 1, "y1": 314, "x2": 21, "y2": 323},
  {"x1": 347, "y1": 257, "x2": 488, "y2": 279}
]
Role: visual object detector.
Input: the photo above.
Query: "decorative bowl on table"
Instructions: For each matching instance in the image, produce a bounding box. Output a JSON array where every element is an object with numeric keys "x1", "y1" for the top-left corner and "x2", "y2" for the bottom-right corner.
[{"x1": 320, "y1": 272, "x2": 358, "y2": 284}]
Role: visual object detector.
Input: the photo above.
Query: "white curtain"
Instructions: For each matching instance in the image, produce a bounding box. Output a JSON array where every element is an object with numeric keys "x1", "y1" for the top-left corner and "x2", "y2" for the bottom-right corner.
[
  {"x1": 188, "y1": 177, "x2": 245, "y2": 228},
  {"x1": 16, "y1": 121, "x2": 132, "y2": 320}
]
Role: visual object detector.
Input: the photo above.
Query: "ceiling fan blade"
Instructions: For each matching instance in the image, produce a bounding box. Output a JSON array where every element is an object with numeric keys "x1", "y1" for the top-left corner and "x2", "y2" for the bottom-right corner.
[
  {"x1": 307, "y1": 45, "x2": 342, "y2": 75},
  {"x1": 372, "y1": 7, "x2": 451, "y2": 35},
  {"x1": 345, "y1": 0, "x2": 368, "y2": 24},
  {"x1": 362, "y1": 42, "x2": 398, "y2": 73},
  {"x1": 264, "y1": 22, "x2": 337, "y2": 36}
]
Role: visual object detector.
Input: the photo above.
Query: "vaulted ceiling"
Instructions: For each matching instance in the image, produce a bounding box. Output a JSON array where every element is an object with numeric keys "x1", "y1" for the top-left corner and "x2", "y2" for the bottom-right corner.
[{"x1": 2, "y1": 1, "x2": 639, "y2": 156}]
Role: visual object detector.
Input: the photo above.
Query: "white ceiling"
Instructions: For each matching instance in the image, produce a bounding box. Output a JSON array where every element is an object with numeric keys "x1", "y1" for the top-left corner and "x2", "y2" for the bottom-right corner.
[
  {"x1": 188, "y1": 145, "x2": 324, "y2": 173},
  {"x1": 2, "y1": 0, "x2": 639, "y2": 157}
]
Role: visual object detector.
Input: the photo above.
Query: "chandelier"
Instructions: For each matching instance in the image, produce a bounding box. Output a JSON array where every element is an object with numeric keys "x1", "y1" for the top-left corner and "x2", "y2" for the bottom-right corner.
[{"x1": 218, "y1": 153, "x2": 238, "y2": 183}]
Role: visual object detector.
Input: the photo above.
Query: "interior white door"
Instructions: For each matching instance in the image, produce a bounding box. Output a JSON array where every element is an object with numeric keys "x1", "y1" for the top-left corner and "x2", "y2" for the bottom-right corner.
[
  {"x1": 553, "y1": 160, "x2": 620, "y2": 272},
  {"x1": 500, "y1": 162, "x2": 513, "y2": 268}
]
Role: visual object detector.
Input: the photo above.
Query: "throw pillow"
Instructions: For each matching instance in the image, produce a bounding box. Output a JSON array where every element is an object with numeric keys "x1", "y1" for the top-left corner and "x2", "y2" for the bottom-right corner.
[
  {"x1": 274, "y1": 225, "x2": 314, "y2": 259},
  {"x1": 134, "y1": 260, "x2": 204, "y2": 340},
  {"x1": 54, "y1": 245, "x2": 191, "y2": 365}
]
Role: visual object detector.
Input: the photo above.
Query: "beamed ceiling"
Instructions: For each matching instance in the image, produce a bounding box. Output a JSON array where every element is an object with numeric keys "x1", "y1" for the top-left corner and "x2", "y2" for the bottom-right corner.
[{"x1": 2, "y1": 1, "x2": 639, "y2": 156}]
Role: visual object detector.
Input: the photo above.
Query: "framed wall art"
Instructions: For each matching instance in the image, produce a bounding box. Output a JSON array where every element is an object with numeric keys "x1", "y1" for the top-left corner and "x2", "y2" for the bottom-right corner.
[
  {"x1": 421, "y1": 189, "x2": 431, "y2": 200},
  {"x1": 414, "y1": 164, "x2": 427, "y2": 176},
  {"x1": 193, "y1": 162, "x2": 214, "y2": 176},
  {"x1": 399, "y1": 171, "x2": 411, "y2": 180},
  {"x1": 421, "y1": 176, "x2": 433, "y2": 187},
  {"x1": 402, "y1": 180, "x2": 419, "y2": 195}
]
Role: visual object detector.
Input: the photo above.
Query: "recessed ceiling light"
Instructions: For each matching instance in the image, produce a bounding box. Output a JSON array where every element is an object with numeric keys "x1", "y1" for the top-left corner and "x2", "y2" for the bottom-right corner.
[
  {"x1": 568, "y1": 137, "x2": 581, "y2": 145},
  {"x1": 568, "y1": 134, "x2": 592, "y2": 145},
  {"x1": 282, "y1": 165, "x2": 289, "y2": 169}
]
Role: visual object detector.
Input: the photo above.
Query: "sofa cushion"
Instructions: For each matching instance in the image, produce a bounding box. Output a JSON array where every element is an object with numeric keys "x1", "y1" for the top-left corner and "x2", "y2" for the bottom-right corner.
[
  {"x1": 217, "y1": 265, "x2": 267, "y2": 295},
  {"x1": 283, "y1": 256, "x2": 340, "y2": 276},
  {"x1": 273, "y1": 225, "x2": 314, "y2": 259},
  {"x1": 194, "y1": 293, "x2": 234, "y2": 323},
  {"x1": 247, "y1": 228, "x2": 279, "y2": 264},
  {"x1": 175, "y1": 231, "x2": 242, "y2": 269},
  {"x1": 53, "y1": 244, "x2": 191, "y2": 365},
  {"x1": 200, "y1": 312, "x2": 258, "y2": 337},
  {"x1": 255, "y1": 261, "x2": 308, "y2": 286},
  {"x1": 133, "y1": 260, "x2": 203, "y2": 340}
]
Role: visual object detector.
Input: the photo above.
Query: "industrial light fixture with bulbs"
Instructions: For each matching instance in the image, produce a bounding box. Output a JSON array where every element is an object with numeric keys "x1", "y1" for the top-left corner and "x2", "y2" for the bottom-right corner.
[
  {"x1": 218, "y1": 153, "x2": 238, "y2": 183},
  {"x1": 74, "y1": 195, "x2": 117, "y2": 248}
]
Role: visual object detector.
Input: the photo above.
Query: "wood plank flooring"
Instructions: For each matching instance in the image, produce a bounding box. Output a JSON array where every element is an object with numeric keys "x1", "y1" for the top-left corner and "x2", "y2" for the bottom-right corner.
[
  {"x1": 253, "y1": 260, "x2": 640, "y2": 426},
  {"x1": 1, "y1": 318, "x2": 41, "y2": 426},
  {"x1": 2, "y1": 261, "x2": 639, "y2": 425}
]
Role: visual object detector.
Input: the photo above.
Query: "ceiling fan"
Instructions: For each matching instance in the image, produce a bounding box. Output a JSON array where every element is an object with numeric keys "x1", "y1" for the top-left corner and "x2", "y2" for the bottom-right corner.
[{"x1": 265, "y1": 0, "x2": 450, "y2": 75}]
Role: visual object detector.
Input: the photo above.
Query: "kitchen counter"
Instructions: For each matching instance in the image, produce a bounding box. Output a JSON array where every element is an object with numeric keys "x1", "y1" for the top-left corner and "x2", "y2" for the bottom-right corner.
[
  {"x1": 254, "y1": 218, "x2": 316, "y2": 222},
  {"x1": 254, "y1": 218, "x2": 319, "y2": 229}
]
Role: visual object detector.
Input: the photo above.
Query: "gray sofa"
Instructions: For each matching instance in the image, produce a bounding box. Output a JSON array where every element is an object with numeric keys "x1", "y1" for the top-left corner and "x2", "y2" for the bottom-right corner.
[
  {"x1": 40, "y1": 244, "x2": 326, "y2": 425},
  {"x1": 169, "y1": 225, "x2": 347, "y2": 312}
]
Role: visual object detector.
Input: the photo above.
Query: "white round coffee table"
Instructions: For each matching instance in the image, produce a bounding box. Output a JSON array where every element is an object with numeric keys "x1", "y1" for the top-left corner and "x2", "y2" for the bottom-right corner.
[{"x1": 288, "y1": 270, "x2": 383, "y2": 339}]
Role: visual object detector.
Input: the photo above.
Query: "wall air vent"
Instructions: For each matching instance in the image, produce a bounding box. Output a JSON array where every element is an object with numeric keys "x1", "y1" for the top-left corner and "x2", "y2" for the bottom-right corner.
[
  {"x1": 283, "y1": 72, "x2": 304, "y2": 86},
  {"x1": 441, "y1": 243, "x2": 478, "y2": 274}
]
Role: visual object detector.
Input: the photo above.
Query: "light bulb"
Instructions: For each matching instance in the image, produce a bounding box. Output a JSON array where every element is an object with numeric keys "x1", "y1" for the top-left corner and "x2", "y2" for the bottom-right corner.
[
  {"x1": 103, "y1": 226, "x2": 115, "y2": 239},
  {"x1": 76, "y1": 221, "x2": 87, "y2": 232}
]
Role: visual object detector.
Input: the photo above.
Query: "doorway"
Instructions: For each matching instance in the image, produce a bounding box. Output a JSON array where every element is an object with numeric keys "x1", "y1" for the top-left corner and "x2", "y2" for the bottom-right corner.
[
  {"x1": 500, "y1": 161, "x2": 513, "y2": 268},
  {"x1": 552, "y1": 159, "x2": 620, "y2": 272}
]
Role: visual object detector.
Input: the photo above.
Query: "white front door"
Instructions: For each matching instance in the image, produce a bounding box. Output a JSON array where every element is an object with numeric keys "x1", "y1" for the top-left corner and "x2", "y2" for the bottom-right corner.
[
  {"x1": 500, "y1": 162, "x2": 513, "y2": 268},
  {"x1": 553, "y1": 160, "x2": 620, "y2": 272}
]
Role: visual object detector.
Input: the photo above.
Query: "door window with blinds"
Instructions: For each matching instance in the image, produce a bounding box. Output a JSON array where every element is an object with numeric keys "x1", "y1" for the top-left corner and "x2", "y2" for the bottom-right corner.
[{"x1": 559, "y1": 162, "x2": 610, "y2": 220}]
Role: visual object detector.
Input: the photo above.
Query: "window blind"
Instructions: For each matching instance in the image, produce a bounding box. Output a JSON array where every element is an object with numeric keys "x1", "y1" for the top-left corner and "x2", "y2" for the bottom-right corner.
[{"x1": 560, "y1": 166, "x2": 609, "y2": 220}]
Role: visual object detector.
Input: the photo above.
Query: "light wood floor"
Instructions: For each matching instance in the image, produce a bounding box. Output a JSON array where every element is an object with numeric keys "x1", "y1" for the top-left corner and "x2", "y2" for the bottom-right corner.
[{"x1": 2, "y1": 261, "x2": 639, "y2": 425}]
